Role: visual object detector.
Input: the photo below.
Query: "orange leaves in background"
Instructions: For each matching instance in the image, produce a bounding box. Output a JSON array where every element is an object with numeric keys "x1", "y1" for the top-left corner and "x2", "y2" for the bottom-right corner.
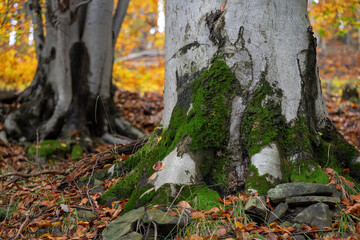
[
  {"x1": 0, "y1": 0, "x2": 38, "y2": 90},
  {"x1": 309, "y1": 0, "x2": 360, "y2": 38},
  {"x1": 113, "y1": 57, "x2": 164, "y2": 92},
  {"x1": 0, "y1": 0, "x2": 164, "y2": 92},
  {"x1": 114, "y1": 0, "x2": 165, "y2": 92}
]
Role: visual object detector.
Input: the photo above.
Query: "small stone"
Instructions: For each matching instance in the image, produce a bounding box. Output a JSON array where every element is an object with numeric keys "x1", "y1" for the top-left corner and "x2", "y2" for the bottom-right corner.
[
  {"x1": 143, "y1": 209, "x2": 190, "y2": 235},
  {"x1": 292, "y1": 235, "x2": 306, "y2": 240},
  {"x1": 294, "y1": 203, "x2": 332, "y2": 229},
  {"x1": 0, "y1": 131, "x2": 8, "y2": 143},
  {"x1": 285, "y1": 195, "x2": 340, "y2": 207},
  {"x1": 268, "y1": 182, "x2": 337, "y2": 203},
  {"x1": 144, "y1": 209, "x2": 182, "y2": 225},
  {"x1": 267, "y1": 202, "x2": 288, "y2": 224},
  {"x1": 90, "y1": 179, "x2": 106, "y2": 193},
  {"x1": 0, "y1": 207, "x2": 7, "y2": 221},
  {"x1": 102, "y1": 207, "x2": 145, "y2": 240},
  {"x1": 94, "y1": 179, "x2": 103, "y2": 186},
  {"x1": 117, "y1": 232, "x2": 143, "y2": 240},
  {"x1": 244, "y1": 196, "x2": 268, "y2": 219},
  {"x1": 281, "y1": 221, "x2": 292, "y2": 228},
  {"x1": 77, "y1": 209, "x2": 97, "y2": 222}
]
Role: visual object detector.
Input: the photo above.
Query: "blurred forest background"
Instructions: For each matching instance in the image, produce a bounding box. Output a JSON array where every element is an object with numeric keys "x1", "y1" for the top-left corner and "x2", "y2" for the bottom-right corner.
[{"x1": 0, "y1": 0, "x2": 359, "y2": 146}]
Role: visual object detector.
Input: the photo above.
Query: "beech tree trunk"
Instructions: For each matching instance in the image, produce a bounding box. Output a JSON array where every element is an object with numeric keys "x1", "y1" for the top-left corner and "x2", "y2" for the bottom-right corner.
[
  {"x1": 98, "y1": 0, "x2": 359, "y2": 209},
  {"x1": 4, "y1": 0, "x2": 143, "y2": 142}
]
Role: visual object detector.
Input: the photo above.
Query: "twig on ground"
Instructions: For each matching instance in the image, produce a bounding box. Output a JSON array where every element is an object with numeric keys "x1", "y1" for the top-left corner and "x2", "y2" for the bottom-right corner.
[
  {"x1": 86, "y1": 156, "x2": 100, "y2": 217},
  {"x1": 0, "y1": 170, "x2": 65, "y2": 180},
  {"x1": 13, "y1": 213, "x2": 30, "y2": 240}
]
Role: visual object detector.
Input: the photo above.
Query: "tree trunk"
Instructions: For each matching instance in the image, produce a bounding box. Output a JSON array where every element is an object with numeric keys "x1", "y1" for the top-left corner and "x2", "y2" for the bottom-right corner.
[
  {"x1": 4, "y1": 0, "x2": 143, "y2": 142},
  {"x1": 98, "y1": 0, "x2": 359, "y2": 209}
]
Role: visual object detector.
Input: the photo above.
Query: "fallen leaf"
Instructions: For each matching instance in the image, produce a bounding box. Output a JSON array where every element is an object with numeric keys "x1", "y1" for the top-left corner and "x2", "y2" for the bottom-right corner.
[
  {"x1": 339, "y1": 176, "x2": 355, "y2": 188},
  {"x1": 177, "y1": 201, "x2": 192, "y2": 209},
  {"x1": 152, "y1": 161, "x2": 165, "y2": 171},
  {"x1": 236, "y1": 222, "x2": 243, "y2": 229},
  {"x1": 191, "y1": 211, "x2": 205, "y2": 219},
  {"x1": 80, "y1": 198, "x2": 89, "y2": 205},
  {"x1": 217, "y1": 228, "x2": 227, "y2": 236},
  {"x1": 147, "y1": 172, "x2": 157, "y2": 183}
]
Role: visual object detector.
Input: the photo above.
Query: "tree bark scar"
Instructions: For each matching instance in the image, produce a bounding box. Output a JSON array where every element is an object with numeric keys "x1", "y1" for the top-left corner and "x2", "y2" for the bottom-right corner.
[
  {"x1": 206, "y1": 9, "x2": 226, "y2": 45},
  {"x1": 206, "y1": 10, "x2": 222, "y2": 35},
  {"x1": 307, "y1": 26, "x2": 317, "y2": 49}
]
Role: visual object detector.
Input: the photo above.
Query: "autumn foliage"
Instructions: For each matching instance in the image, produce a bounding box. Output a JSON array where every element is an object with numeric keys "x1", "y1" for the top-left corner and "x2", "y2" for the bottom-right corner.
[{"x1": 0, "y1": 0, "x2": 165, "y2": 92}]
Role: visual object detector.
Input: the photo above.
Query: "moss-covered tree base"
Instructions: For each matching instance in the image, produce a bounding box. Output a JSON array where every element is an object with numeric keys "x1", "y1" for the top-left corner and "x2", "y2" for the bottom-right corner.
[{"x1": 97, "y1": 57, "x2": 359, "y2": 212}]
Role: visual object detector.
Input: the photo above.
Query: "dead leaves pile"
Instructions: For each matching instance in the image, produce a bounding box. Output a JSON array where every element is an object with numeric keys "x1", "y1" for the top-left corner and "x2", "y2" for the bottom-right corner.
[
  {"x1": 318, "y1": 42, "x2": 360, "y2": 81},
  {"x1": 324, "y1": 92, "x2": 360, "y2": 148},
  {"x1": 114, "y1": 89, "x2": 164, "y2": 134}
]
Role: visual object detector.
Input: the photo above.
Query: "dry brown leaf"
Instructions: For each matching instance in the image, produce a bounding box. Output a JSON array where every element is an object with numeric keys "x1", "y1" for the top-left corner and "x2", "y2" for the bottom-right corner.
[
  {"x1": 191, "y1": 211, "x2": 205, "y2": 219},
  {"x1": 217, "y1": 228, "x2": 227, "y2": 236},
  {"x1": 177, "y1": 201, "x2": 192, "y2": 209},
  {"x1": 152, "y1": 161, "x2": 165, "y2": 171},
  {"x1": 147, "y1": 172, "x2": 157, "y2": 183},
  {"x1": 339, "y1": 175, "x2": 355, "y2": 188}
]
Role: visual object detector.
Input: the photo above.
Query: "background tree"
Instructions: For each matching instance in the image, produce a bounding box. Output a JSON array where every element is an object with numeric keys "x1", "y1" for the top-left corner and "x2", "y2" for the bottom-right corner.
[
  {"x1": 2, "y1": 0, "x2": 150, "y2": 142},
  {"x1": 98, "y1": 0, "x2": 359, "y2": 208}
]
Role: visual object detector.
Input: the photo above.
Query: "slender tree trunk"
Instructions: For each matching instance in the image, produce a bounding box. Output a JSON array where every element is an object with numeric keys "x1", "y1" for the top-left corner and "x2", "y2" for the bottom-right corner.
[
  {"x1": 98, "y1": 0, "x2": 359, "y2": 210},
  {"x1": 4, "y1": 0, "x2": 142, "y2": 142}
]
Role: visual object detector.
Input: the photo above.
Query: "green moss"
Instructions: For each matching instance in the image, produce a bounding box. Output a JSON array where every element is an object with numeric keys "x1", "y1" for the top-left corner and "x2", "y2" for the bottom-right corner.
[
  {"x1": 289, "y1": 162, "x2": 329, "y2": 184},
  {"x1": 70, "y1": 145, "x2": 83, "y2": 159},
  {"x1": 122, "y1": 185, "x2": 157, "y2": 213},
  {"x1": 78, "y1": 164, "x2": 116, "y2": 186},
  {"x1": 99, "y1": 59, "x2": 240, "y2": 207},
  {"x1": 240, "y1": 81, "x2": 284, "y2": 157},
  {"x1": 245, "y1": 164, "x2": 273, "y2": 195},
  {"x1": 188, "y1": 186, "x2": 221, "y2": 210},
  {"x1": 282, "y1": 117, "x2": 313, "y2": 157},
  {"x1": 331, "y1": 142, "x2": 358, "y2": 167},
  {"x1": 27, "y1": 140, "x2": 70, "y2": 159},
  {"x1": 160, "y1": 58, "x2": 239, "y2": 156},
  {"x1": 98, "y1": 132, "x2": 165, "y2": 205}
]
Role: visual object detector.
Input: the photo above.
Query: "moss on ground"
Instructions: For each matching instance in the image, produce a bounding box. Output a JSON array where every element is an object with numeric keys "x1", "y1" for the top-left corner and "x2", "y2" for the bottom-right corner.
[
  {"x1": 70, "y1": 145, "x2": 83, "y2": 159},
  {"x1": 27, "y1": 140, "x2": 70, "y2": 160},
  {"x1": 188, "y1": 186, "x2": 221, "y2": 210},
  {"x1": 289, "y1": 161, "x2": 329, "y2": 184}
]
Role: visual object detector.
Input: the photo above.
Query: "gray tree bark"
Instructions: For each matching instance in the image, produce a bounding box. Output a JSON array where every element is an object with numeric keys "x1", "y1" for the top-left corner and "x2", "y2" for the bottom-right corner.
[
  {"x1": 160, "y1": 0, "x2": 359, "y2": 191},
  {"x1": 4, "y1": 0, "x2": 143, "y2": 142},
  {"x1": 98, "y1": 0, "x2": 359, "y2": 209}
]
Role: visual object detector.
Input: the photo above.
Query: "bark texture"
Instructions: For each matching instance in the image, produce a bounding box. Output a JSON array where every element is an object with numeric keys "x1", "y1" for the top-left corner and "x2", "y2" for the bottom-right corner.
[
  {"x1": 4, "y1": 0, "x2": 142, "y2": 142},
  {"x1": 98, "y1": 0, "x2": 359, "y2": 209}
]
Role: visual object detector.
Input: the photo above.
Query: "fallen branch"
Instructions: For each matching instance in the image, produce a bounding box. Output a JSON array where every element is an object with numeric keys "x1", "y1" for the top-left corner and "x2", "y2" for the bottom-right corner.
[
  {"x1": 0, "y1": 170, "x2": 65, "y2": 180},
  {"x1": 13, "y1": 213, "x2": 30, "y2": 240}
]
